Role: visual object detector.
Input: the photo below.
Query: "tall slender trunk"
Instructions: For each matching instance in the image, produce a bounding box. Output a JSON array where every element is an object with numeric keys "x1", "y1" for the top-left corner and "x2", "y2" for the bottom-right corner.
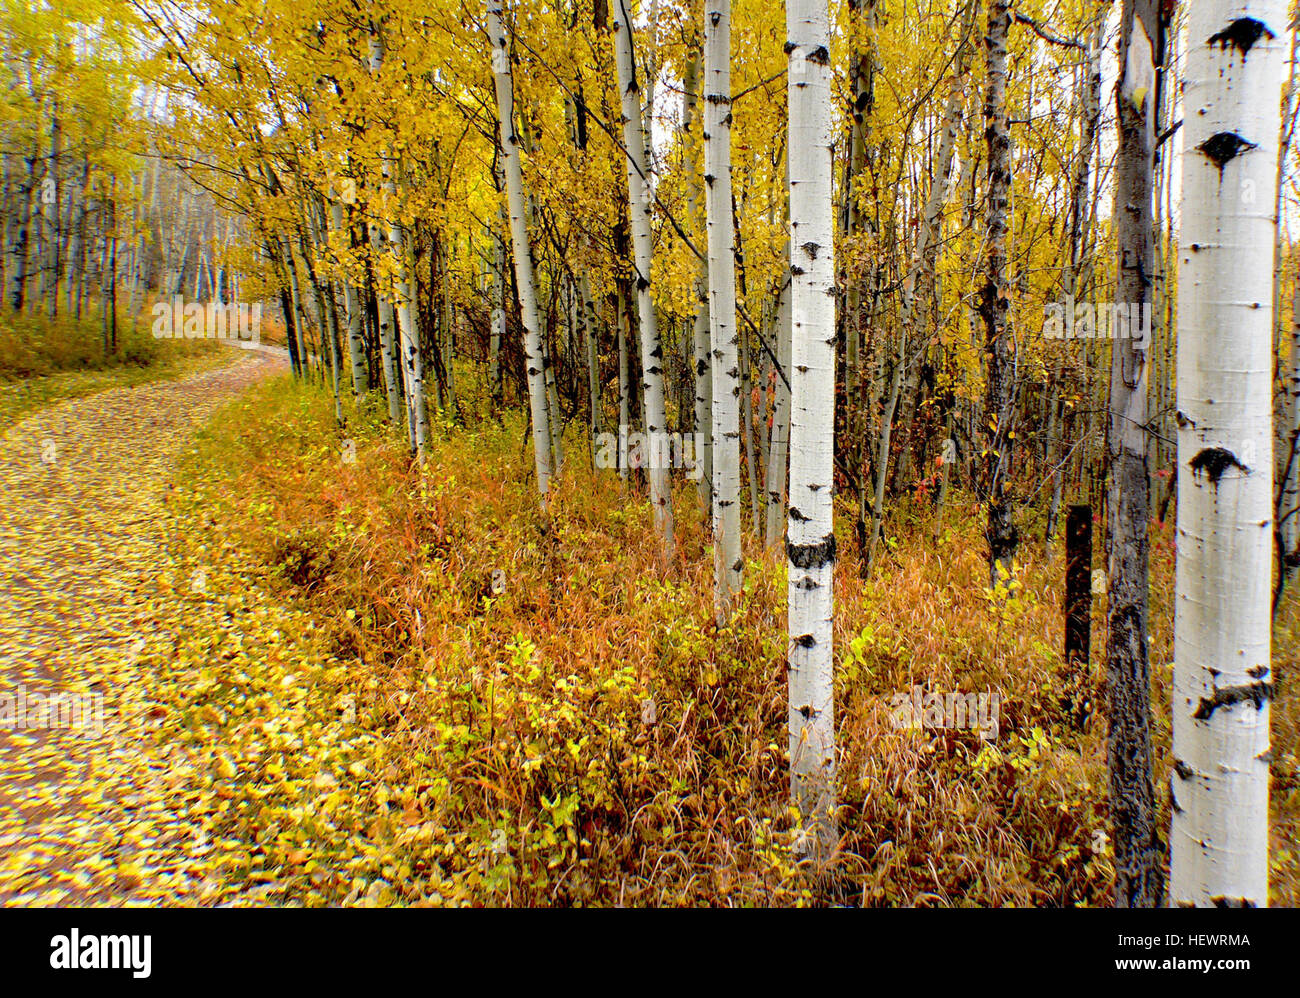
[
  {"x1": 979, "y1": 0, "x2": 1017, "y2": 588},
  {"x1": 613, "y1": 2, "x2": 675, "y2": 554},
  {"x1": 764, "y1": 273, "x2": 792, "y2": 548},
  {"x1": 684, "y1": 41, "x2": 713, "y2": 510},
  {"x1": 46, "y1": 103, "x2": 61, "y2": 317},
  {"x1": 1107, "y1": 0, "x2": 1166, "y2": 909},
  {"x1": 333, "y1": 202, "x2": 368, "y2": 409},
  {"x1": 617, "y1": 278, "x2": 631, "y2": 481},
  {"x1": 786, "y1": 0, "x2": 836, "y2": 860},
  {"x1": 1171, "y1": 0, "x2": 1284, "y2": 908},
  {"x1": 488, "y1": 1, "x2": 554, "y2": 498},
  {"x1": 704, "y1": 0, "x2": 743, "y2": 614}
]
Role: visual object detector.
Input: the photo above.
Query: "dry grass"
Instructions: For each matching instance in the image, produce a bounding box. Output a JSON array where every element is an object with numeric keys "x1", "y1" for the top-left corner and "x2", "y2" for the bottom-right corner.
[{"x1": 175, "y1": 374, "x2": 1299, "y2": 906}]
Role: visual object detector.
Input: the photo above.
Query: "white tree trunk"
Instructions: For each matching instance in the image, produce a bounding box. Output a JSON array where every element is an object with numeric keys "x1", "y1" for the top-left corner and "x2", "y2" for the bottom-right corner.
[
  {"x1": 331, "y1": 201, "x2": 368, "y2": 410},
  {"x1": 785, "y1": 0, "x2": 836, "y2": 858},
  {"x1": 1172, "y1": 0, "x2": 1284, "y2": 908},
  {"x1": 704, "y1": 0, "x2": 742, "y2": 615},
  {"x1": 366, "y1": 25, "x2": 422, "y2": 439},
  {"x1": 764, "y1": 276, "x2": 791, "y2": 548},
  {"x1": 613, "y1": 5, "x2": 675, "y2": 554},
  {"x1": 488, "y1": 1, "x2": 553, "y2": 498},
  {"x1": 369, "y1": 219, "x2": 404, "y2": 424},
  {"x1": 383, "y1": 173, "x2": 428, "y2": 459},
  {"x1": 683, "y1": 47, "x2": 713, "y2": 510}
]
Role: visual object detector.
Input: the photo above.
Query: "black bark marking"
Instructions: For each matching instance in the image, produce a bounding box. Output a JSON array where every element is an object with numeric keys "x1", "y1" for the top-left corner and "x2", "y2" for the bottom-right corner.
[
  {"x1": 1208, "y1": 18, "x2": 1274, "y2": 59},
  {"x1": 1192, "y1": 681, "x2": 1274, "y2": 719},
  {"x1": 801, "y1": 241, "x2": 820, "y2": 260},
  {"x1": 1211, "y1": 896, "x2": 1258, "y2": 908},
  {"x1": 787, "y1": 533, "x2": 836, "y2": 569},
  {"x1": 807, "y1": 46, "x2": 830, "y2": 65},
  {"x1": 1173, "y1": 759, "x2": 1196, "y2": 780},
  {"x1": 793, "y1": 634, "x2": 816, "y2": 648},
  {"x1": 732, "y1": 558, "x2": 744, "y2": 573},
  {"x1": 788, "y1": 505, "x2": 809, "y2": 521},
  {"x1": 1198, "y1": 132, "x2": 1256, "y2": 175},
  {"x1": 1189, "y1": 446, "x2": 1248, "y2": 482}
]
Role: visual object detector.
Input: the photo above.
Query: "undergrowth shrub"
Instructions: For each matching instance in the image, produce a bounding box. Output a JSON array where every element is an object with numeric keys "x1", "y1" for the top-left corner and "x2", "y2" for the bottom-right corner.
[
  {"x1": 173, "y1": 376, "x2": 1300, "y2": 907},
  {"x1": 0, "y1": 309, "x2": 217, "y2": 380}
]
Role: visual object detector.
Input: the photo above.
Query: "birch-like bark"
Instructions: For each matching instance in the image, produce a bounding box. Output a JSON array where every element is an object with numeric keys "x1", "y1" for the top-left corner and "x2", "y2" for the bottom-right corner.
[
  {"x1": 614, "y1": 2, "x2": 675, "y2": 553},
  {"x1": 617, "y1": 278, "x2": 631, "y2": 481},
  {"x1": 704, "y1": 0, "x2": 742, "y2": 613},
  {"x1": 376, "y1": 150, "x2": 429, "y2": 457},
  {"x1": 979, "y1": 0, "x2": 1018, "y2": 588},
  {"x1": 331, "y1": 201, "x2": 368, "y2": 409},
  {"x1": 684, "y1": 44, "x2": 713, "y2": 509},
  {"x1": 489, "y1": 0, "x2": 553, "y2": 498},
  {"x1": 1107, "y1": 0, "x2": 1165, "y2": 908},
  {"x1": 764, "y1": 274, "x2": 792, "y2": 548},
  {"x1": 1172, "y1": 0, "x2": 1284, "y2": 908},
  {"x1": 786, "y1": 0, "x2": 836, "y2": 858},
  {"x1": 46, "y1": 103, "x2": 60, "y2": 317}
]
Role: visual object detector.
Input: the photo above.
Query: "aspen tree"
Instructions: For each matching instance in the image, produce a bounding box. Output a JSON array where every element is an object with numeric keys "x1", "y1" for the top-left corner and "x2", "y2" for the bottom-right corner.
[
  {"x1": 488, "y1": 0, "x2": 554, "y2": 498},
  {"x1": 704, "y1": 0, "x2": 741, "y2": 616},
  {"x1": 1107, "y1": 0, "x2": 1166, "y2": 909},
  {"x1": 785, "y1": 0, "x2": 836, "y2": 858},
  {"x1": 1172, "y1": 0, "x2": 1285, "y2": 908},
  {"x1": 613, "y1": 0, "x2": 675, "y2": 553}
]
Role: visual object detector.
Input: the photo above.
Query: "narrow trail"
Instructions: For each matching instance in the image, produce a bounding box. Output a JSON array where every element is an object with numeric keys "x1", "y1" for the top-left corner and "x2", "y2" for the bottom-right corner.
[{"x1": 0, "y1": 347, "x2": 288, "y2": 904}]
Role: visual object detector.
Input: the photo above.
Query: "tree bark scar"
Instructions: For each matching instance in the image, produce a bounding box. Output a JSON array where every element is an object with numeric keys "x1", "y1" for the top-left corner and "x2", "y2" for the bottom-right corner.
[
  {"x1": 1189, "y1": 445, "x2": 1248, "y2": 482},
  {"x1": 1197, "y1": 132, "x2": 1256, "y2": 176},
  {"x1": 793, "y1": 633, "x2": 816, "y2": 648},
  {"x1": 1211, "y1": 896, "x2": 1258, "y2": 908},
  {"x1": 787, "y1": 533, "x2": 836, "y2": 568},
  {"x1": 1192, "y1": 680, "x2": 1274, "y2": 719},
  {"x1": 1208, "y1": 18, "x2": 1274, "y2": 60}
]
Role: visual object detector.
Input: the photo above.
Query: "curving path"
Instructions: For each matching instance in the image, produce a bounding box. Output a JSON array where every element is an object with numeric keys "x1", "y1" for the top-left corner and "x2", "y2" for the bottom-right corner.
[{"x1": 0, "y1": 346, "x2": 287, "y2": 904}]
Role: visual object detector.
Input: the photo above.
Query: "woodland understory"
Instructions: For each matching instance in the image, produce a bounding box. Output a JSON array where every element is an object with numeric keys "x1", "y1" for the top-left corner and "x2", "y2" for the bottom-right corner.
[{"x1": 1, "y1": 0, "x2": 1299, "y2": 906}]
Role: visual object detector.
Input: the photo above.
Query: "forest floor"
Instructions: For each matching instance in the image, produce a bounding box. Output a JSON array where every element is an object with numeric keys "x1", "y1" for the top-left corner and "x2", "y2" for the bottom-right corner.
[
  {"x1": 0, "y1": 346, "x2": 293, "y2": 904},
  {"x1": 1, "y1": 365, "x2": 1296, "y2": 906}
]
